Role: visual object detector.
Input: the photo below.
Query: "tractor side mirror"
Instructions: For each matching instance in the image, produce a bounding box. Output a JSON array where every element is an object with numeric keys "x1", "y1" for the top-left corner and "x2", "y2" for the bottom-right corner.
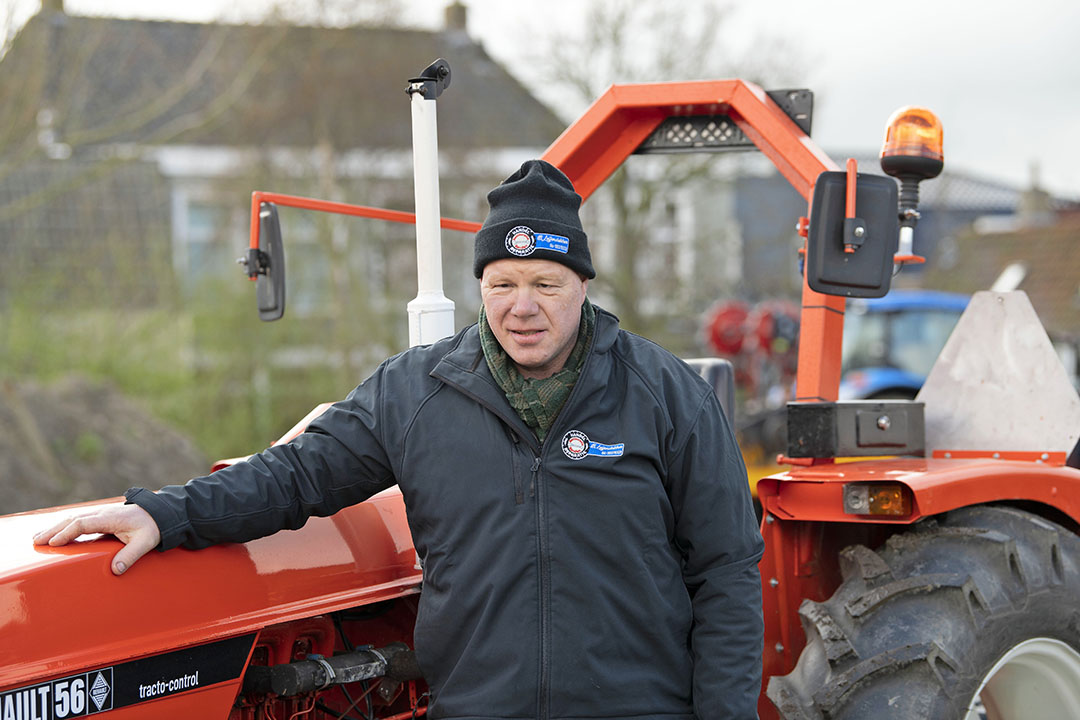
[
  {"x1": 806, "y1": 171, "x2": 898, "y2": 298},
  {"x1": 255, "y1": 202, "x2": 286, "y2": 321}
]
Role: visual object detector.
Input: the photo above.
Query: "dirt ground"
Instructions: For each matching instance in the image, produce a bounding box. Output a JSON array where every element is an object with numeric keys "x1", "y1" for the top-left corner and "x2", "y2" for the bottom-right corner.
[{"x1": 1, "y1": 375, "x2": 209, "y2": 515}]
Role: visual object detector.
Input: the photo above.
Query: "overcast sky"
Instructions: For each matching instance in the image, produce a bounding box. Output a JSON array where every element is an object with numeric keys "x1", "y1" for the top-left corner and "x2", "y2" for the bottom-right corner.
[{"x1": 9, "y1": 0, "x2": 1080, "y2": 200}]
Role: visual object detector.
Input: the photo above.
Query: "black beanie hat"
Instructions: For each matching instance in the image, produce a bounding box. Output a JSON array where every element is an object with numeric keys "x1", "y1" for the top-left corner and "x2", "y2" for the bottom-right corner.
[{"x1": 473, "y1": 159, "x2": 594, "y2": 279}]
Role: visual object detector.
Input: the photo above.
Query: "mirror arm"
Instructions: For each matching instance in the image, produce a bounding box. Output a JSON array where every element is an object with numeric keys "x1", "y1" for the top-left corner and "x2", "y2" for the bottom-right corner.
[
  {"x1": 842, "y1": 158, "x2": 868, "y2": 253},
  {"x1": 241, "y1": 246, "x2": 270, "y2": 280}
]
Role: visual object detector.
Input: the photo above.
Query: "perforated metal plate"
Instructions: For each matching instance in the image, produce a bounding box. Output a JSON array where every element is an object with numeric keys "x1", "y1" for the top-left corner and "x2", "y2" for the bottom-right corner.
[
  {"x1": 635, "y1": 88, "x2": 812, "y2": 155},
  {"x1": 637, "y1": 116, "x2": 751, "y2": 153}
]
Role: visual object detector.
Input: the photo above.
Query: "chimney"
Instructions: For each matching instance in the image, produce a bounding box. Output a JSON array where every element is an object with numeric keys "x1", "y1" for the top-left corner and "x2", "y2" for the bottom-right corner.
[
  {"x1": 445, "y1": 2, "x2": 467, "y2": 33},
  {"x1": 1017, "y1": 162, "x2": 1055, "y2": 228},
  {"x1": 42, "y1": 0, "x2": 65, "y2": 12}
]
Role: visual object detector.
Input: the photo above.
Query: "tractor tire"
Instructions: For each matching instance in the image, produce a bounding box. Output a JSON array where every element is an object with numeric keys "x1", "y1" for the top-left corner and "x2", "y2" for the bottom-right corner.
[{"x1": 767, "y1": 505, "x2": 1080, "y2": 719}]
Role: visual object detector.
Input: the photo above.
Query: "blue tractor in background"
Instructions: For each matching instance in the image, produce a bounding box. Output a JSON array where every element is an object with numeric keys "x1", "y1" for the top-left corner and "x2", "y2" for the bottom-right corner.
[{"x1": 838, "y1": 289, "x2": 969, "y2": 399}]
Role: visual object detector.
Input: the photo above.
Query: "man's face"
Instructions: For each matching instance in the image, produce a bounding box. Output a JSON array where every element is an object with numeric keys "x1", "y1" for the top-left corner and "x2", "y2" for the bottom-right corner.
[{"x1": 481, "y1": 259, "x2": 588, "y2": 380}]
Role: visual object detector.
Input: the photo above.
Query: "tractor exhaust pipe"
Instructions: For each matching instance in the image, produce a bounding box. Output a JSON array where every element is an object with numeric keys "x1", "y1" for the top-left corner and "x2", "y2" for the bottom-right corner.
[
  {"x1": 242, "y1": 642, "x2": 422, "y2": 697},
  {"x1": 405, "y1": 58, "x2": 456, "y2": 347}
]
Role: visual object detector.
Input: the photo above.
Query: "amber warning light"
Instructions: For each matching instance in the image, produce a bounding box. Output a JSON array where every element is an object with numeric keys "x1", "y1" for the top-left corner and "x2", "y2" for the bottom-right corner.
[
  {"x1": 878, "y1": 106, "x2": 943, "y2": 265},
  {"x1": 843, "y1": 482, "x2": 912, "y2": 517},
  {"x1": 880, "y1": 106, "x2": 944, "y2": 176}
]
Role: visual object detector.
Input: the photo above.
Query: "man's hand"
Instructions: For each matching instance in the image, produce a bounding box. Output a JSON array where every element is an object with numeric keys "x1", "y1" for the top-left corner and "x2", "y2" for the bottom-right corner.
[{"x1": 33, "y1": 503, "x2": 161, "y2": 576}]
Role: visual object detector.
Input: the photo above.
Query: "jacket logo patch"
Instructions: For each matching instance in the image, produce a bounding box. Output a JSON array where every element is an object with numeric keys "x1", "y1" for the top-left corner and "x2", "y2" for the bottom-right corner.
[
  {"x1": 505, "y1": 226, "x2": 569, "y2": 257},
  {"x1": 561, "y1": 430, "x2": 624, "y2": 460}
]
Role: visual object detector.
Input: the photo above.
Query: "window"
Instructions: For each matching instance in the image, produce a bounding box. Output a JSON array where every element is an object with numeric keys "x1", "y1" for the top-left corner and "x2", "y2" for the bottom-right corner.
[
  {"x1": 888, "y1": 310, "x2": 963, "y2": 376},
  {"x1": 184, "y1": 202, "x2": 234, "y2": 287}
]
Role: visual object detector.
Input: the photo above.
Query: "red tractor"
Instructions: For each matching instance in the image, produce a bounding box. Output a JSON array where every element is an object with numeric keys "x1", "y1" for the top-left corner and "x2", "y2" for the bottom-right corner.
[{"x1": 3, "y1": 64, "x2": 1079, "y2": 720}]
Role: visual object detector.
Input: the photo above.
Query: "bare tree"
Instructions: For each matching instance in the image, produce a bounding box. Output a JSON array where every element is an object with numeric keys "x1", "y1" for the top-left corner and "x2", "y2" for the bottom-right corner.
[
  {"x1": 527, "y1": 0, "x2": 800, "y2": 345},
  {"x1": 0, "y1": 2, "x2": 480, "y2": 468},
  {"x1": 0, "y1": 17, "x2": 288, "y2": 221},
  {"x1": 0, "y1": 8, "x2": 302, "y2": 470}
]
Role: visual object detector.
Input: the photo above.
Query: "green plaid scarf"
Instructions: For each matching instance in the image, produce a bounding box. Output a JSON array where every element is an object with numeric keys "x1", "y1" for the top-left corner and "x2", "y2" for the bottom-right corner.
[{"x1": 479, "y1": 298, "x2": 596, "y2": 442}]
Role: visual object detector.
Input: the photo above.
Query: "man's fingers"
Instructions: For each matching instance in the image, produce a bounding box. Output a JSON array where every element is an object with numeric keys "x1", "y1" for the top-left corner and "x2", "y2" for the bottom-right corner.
[
  {"x1": 35, "y1": 504, "x2": 161, "y2": 576},
  {"x1": 47, "y1": 516, "x2": 94, "y2": 546},
  {"x1": 111, "y1": 533, "x2": 156, "y2": 575},
  {"x1": 35, "y1": 510, "x2": 117, "y2": 546},
  {"x1": 33, "y1": 515, "x2": 79, "y2": 545}
]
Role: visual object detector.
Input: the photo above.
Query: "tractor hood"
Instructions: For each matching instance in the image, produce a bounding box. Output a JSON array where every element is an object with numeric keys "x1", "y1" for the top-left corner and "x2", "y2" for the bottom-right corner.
[{"x1": 0, "y1": 489, "x2": 421, "y2": 692}]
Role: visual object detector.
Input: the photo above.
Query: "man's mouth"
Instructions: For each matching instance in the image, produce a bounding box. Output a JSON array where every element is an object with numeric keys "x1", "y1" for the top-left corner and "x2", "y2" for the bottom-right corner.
[{"x1": 510, "y1": 329, "x2": 545, "y2": 341}]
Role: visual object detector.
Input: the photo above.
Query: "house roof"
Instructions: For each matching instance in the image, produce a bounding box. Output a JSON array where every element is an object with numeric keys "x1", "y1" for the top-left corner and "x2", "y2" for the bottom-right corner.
[
  {"x1": 843, "y1": 153, "x2": 1024, "y2": 212},
  {"x1": 3, "y1": 9, "x2": 565, "y2": 153},
  {"x1": 739, "y1": 150, "x2": 1041, "y2": 215},
  {"x1": 921, "y1": 218, "x2": 1080, "y2": 338}
]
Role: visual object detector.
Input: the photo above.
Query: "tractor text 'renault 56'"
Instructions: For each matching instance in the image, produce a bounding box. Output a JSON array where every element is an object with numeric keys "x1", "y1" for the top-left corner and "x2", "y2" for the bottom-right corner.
[{"x1": 3, "y1": 60, "x2": 1080, "y2": 720}]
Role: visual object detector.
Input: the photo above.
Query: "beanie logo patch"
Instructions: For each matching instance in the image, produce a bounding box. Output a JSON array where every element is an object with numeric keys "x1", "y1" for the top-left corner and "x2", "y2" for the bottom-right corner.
[
  {"x1": 506, "y1": 226, "x2": 536, "y2": 256},
  {"x1": 535, "y1": 233, "x2": 569, "y2": 253},
  {"x1": 505, "y1": 226, "x2": 569, "y2": 257}
]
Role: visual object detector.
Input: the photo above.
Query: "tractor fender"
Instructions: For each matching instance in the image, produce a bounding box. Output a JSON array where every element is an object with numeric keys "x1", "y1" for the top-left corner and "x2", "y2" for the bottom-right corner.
[
  {"x1": 758, "y1": 457, "x2": 1080, "y2": 527},
  {"x1": 767, "y1": 505, "x2": 1080, "y2": 718}
]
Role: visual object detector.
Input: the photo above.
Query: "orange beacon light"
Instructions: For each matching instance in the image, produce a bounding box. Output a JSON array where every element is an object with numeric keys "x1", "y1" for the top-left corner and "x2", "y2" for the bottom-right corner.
[
  {"x1": 881, "y1": 106, "x2": 944, "y2": 177},
  {"x1": 879, "y1": 106, "x2": 943, "y2": 263}
]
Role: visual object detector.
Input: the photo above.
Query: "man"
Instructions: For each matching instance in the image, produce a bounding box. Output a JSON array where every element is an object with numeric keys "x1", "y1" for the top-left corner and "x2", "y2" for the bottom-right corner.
[{"x1": 36, "y1": 160, "x2": 764, "y2": 719}]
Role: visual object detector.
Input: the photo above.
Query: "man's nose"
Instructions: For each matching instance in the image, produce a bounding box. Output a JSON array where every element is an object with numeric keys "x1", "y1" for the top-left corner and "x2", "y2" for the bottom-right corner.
[{"x1": 510, "y1": 288, "x2": 539, "y2": 315}]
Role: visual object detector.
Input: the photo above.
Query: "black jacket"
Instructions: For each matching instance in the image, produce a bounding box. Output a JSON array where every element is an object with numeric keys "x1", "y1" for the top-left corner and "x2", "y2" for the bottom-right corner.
[{"x1": 129, "y1": 309, "x2": 764, "y2": 719}]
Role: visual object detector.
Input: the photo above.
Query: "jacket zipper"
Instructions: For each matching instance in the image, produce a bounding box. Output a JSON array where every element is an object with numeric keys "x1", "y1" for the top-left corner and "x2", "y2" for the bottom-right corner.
[
  {"x1": 532, "y1": 453, "x2": 548, "y2": 720},
  {"x1": 508, "y1": 430, "x2": 525, "y2": 505},
  {"x1": 532, "y1": 328, "x2": 598, "y2": 720}
]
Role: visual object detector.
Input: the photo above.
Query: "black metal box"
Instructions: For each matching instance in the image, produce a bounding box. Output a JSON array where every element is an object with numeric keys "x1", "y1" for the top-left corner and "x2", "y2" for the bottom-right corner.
[{"x1": 786, "y1": 401, "x2": 925, "y2": 458}]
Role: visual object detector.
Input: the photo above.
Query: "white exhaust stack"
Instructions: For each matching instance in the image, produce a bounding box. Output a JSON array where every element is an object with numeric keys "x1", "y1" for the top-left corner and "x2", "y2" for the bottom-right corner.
[{"x1": 406, "y1": 59, "x2": 456, "y2": 347}]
